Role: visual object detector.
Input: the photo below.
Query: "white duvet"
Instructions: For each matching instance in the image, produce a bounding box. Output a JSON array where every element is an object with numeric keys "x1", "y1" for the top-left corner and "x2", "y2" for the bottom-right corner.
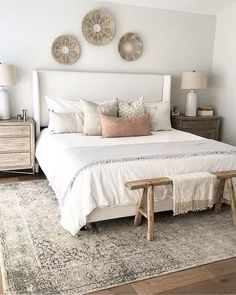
[{"x1": 36, "y1": 129, "x2": 236, "y2": 235}]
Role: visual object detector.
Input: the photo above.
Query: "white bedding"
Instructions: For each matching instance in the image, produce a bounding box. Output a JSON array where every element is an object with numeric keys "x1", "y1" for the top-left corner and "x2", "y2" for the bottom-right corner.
[{"x1": 36, "y1": 129, "x2": 236, "y2": 235}]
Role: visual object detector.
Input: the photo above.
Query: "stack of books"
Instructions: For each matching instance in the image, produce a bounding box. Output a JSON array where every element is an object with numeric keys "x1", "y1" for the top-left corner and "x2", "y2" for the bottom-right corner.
[{"x1": 197, "y1": 107, "x2": 214, "y2": 116}]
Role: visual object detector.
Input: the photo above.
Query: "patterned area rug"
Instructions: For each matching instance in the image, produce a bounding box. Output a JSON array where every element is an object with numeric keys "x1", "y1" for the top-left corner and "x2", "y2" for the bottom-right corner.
[{"x1": 1, "y1": 180, "x2": 236, "y2": 294}]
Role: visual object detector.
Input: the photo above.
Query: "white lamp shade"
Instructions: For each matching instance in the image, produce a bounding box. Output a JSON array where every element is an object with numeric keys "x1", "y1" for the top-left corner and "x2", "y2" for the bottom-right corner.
[
  {"x1": 181, "y1": 71, "x2": 206, "y2": 90},
  {"x1": 0, "y1": 64, "x2": 17, "y2": 86}
]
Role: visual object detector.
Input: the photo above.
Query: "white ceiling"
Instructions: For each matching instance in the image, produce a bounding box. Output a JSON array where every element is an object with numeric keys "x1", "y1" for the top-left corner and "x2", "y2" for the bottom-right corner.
[{"x1": 97, "y1": 0, "x2": 236, "y2": 15}]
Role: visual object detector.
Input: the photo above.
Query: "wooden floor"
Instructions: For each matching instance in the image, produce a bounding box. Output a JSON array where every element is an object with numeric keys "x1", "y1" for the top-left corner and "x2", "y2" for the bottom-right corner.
[{"x1": 1, "y1": 172, "x2": 236, "y2": 295}]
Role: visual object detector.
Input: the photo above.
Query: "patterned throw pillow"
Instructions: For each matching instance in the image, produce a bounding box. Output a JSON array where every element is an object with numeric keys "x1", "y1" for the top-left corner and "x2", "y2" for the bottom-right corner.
[
  {"x1": 117, "y1": 97, "x2": 145, "y2": 118},
  {"x1": 81, "y1": 98, "x2": 118, "y2": 136}
]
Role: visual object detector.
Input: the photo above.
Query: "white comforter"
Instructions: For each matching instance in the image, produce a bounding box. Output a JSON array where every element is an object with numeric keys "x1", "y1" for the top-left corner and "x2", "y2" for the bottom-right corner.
[{"x1": 36, "y1": 129, "x2": 236, "y2": 235}]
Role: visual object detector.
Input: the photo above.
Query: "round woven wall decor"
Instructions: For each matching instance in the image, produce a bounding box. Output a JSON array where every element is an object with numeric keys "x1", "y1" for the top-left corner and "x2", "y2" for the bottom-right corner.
[
  {"x1": 118, "y1": 33, "x2": 143, "y2": 61},
  {"x1": 82, "y1": 9, "x2": 115, "y2": 46},
  {"x1": 51, "y1": 35, "x2": 80, "y2": 65}
]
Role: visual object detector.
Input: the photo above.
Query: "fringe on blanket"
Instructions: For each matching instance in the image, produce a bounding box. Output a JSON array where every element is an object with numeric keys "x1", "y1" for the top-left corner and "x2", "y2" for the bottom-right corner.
[{"x1": 174, "y1": 199, "x2": 214, "y2": 216}]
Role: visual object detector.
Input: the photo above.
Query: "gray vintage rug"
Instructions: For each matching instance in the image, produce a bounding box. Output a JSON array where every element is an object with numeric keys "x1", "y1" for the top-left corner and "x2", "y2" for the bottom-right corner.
[{"x1": 1, "y1": 180, "x2": 236, "y2": 294}]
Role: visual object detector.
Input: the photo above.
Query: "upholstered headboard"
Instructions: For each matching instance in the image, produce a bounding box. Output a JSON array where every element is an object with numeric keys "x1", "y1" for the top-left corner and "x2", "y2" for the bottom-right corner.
[{"x1": 32, "y1": 70, "x2": 171, "y2": 136}]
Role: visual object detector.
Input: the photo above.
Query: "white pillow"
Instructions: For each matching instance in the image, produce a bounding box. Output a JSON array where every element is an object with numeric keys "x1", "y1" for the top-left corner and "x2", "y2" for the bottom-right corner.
[
  {"x1": 46, "y1": 96, "x2": 84, "y2": 133},
  {"x1": 81, "y1": 98, "x2": 118, "y2": 136},
  {"x1": 145, "y1": 102, "x2": 172, "y2": 131},
  {"x1": 46, "y1": 96, "x2": 84, "y2": 113},
  {"x1": 117, "y1": 97, "x2": 145, "y2": 118},
  {"x1": 48, "y1": 111, "x2": 83, "y2": 134}
]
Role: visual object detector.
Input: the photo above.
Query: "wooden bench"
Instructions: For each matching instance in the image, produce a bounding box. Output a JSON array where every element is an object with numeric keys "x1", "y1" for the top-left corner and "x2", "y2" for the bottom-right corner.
[{"x1": 126, "y1": 170, "x2": 236, "y2": 241}]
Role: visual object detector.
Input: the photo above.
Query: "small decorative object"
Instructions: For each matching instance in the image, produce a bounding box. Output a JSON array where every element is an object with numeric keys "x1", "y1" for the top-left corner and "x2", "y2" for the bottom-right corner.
[
  {"x1": 181, "y1": 71, "x2": 206, "y2": 117},
  {"x1": 0, "y1": 64, "x2": 17, "y2": 120},
  {"x1": 22, "y1": 109, "x2": 27, "y2": 121},
  {"x1": 197, "y1": 107, "x2": 214, "y2": 116},
  {"x1": 51, "y1": 35, "x2": 80, "y2": 64},
  {"x1": 17, "y1": 114, "x2": 22, "y2": 121},
  {"x1": 171, "y1": 106, "x2": 180, "y2": 116},
  {"x1": 118, "y1": 33, "x2": 143, "y2": 61},
  {"x1": 82, "y1": 9, "x2": 115, "y2": 46}
]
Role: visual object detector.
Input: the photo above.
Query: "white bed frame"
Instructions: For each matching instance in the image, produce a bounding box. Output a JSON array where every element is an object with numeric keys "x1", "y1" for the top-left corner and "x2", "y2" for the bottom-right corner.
[{"x1": 32, "y1": 70, "x2": 173, "y2": 223}]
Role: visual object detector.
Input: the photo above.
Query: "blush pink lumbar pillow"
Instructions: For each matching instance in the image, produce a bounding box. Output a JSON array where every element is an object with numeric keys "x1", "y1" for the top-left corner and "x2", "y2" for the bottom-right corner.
[{"x1": 100, "y1": 114, "x2": 151, "y2": 138}]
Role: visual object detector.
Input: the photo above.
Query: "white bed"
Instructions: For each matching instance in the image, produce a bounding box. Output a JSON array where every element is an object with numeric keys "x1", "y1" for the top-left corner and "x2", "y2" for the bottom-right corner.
[{"x1": 33, "y1": 70, "x2": 236, "y2": 235}]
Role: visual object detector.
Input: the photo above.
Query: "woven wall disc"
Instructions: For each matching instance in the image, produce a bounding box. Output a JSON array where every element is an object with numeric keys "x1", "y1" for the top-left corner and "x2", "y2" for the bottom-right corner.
[
  {"x1": 82, "y1": 9, "x2": 115, "y2": 46},
  {"x1": 51, "y1": 35, "x2": 80, "y2": 65},
  {"x1": 118, "y1": 33, "x2": 143, "y2": 61}
]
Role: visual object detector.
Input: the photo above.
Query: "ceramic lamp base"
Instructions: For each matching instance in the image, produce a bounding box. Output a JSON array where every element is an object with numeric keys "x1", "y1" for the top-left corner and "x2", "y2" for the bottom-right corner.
[
  {"x1": 0, "y1": 87, "x2": 10, "y2": 120},
  {"x1": 185, "y1": 90, "x2": 197, "y2": 117}
]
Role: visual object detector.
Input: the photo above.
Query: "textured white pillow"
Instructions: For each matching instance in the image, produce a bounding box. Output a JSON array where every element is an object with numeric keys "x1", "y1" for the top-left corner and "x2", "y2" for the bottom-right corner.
[
  {"x1": 46, "y1": 96, "x2": 84, "y2": 113},
  {"x1": 145, "y1": 102, "x2": 172, "y2": 131},
  {"x1": 117, "y1": 97, "x2": 145, "y2": 118},
  {"x1": 46, "y1": 96, "x2": 84, "y2": 132},
  {"x1": 81, "y1": 98, "x2": 118, "y2": 136},
  {"x1": 48, "y1": 111, "x2": 83, "y2": 134}
]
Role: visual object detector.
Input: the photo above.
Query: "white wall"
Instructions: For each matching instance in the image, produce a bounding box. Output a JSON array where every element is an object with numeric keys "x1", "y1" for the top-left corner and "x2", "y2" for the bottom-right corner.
[
  {"x1": 0, "y1": 0, "x2": 216, "y2": 117},
  {"x1": 97, "y1": 0, "x2": 236, "y2": 16},
  {"x1": 211, "y1": 2, "x2": 236, "y2": 145}
]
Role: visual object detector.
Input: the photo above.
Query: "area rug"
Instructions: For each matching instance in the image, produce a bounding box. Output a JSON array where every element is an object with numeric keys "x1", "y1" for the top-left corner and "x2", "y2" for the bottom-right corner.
[{"x1": 1, "y1": 180, "x2": 236, "y2": 294}]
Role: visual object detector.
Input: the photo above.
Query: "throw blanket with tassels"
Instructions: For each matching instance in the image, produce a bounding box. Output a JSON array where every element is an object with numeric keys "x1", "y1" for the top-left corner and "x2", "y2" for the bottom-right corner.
[
  {"x1": 169, "y1": 172, "x2": 217, "y2": 216},
  {"x1": 53, "y1": 139, "x2": 236, "y2": 206}
]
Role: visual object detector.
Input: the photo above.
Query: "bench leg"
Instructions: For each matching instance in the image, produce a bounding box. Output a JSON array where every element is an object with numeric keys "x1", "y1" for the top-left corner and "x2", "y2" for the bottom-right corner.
[
  {"x1": 226, "y1": 178, "x2": 236, "y2": 225},
  {"x1": 147, "y1": 185, "x2": 154, "y2": 241},
  {"x1": 134, "y1": 187, "x2": 147, "y2": 226},
  {"x1": 215, "y1": 179, "x2": 225, "y2": 214}
]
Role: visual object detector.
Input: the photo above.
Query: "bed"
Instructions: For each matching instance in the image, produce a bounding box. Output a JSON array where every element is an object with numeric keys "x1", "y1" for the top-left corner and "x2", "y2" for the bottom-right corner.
[{"x1": 33, "y1": 70, "x2": 236, "y2": 235}]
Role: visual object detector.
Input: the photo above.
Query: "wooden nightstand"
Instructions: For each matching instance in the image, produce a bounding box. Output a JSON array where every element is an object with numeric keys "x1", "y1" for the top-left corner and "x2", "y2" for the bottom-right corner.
[
  {"x1": 0, "y1": 118, "x2": 35, "y2": 173},
  {"x1": 171, "y1": 115, "x2": 221, "y2": 140}
]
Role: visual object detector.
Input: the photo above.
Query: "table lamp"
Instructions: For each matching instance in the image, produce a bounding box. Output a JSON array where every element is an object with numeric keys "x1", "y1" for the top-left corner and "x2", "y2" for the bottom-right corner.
[
  {"x1": 0, "y1": 64, "x2": 17, "y2": 119},
  {"x1": 181, "y1": 71, "x2": 206, "y2": 116}
]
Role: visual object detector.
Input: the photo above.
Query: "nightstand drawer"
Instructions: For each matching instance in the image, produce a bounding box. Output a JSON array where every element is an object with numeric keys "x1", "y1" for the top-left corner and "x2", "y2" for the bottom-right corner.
[
  {"x1": 0, "y1": 137, "x2": 31, "y2": 152},
  {"x1": 182, "y1": 120, "x2": 217, "y2": 129},
  {"x1": 0, "y1": 153, "x2": 31, "y2": 168},
  {"x1": 185, "y1": 129, "x2": 216, "y2": 139},
  {"x1": 0, "y1": 125, "x2": 30, "y2": 137},
  {"x1": 171, "y1": 115, "x2": 221, "y2": 141},
  {"x1": 0, "y1": 118, "x2": 35, "y2": 173}
]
